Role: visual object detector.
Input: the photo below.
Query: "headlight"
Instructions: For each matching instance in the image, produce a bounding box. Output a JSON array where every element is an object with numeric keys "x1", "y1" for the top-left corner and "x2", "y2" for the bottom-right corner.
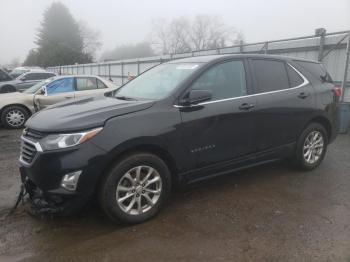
[{"x1": 40, "y1": 127, "x2": 103, "y2": 151}]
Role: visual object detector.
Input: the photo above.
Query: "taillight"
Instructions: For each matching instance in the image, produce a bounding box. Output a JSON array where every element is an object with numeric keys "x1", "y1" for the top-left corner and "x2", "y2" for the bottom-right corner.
[{"x1": 332, "y1": 86, "x2": 341, "y2": 99}]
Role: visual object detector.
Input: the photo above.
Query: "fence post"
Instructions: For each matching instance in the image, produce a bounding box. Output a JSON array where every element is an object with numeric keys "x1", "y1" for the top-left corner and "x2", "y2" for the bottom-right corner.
[
  {"x1": 341, "y1": 32, "x2": 350, "y2": 102},
  {"x1": 137, "y1": 60, "x2": 140, "y2": 75},
  {"x1": 121, "y1": 62, "x2": 124, "y2": 85},
  {"x1": 239, "y1": 40, "x2": 244, "y2": 53},
  {"x1": 108, "y1": 64, "x2": 111, "y2": 80},
  {"x1": 265, "y1": 42, "x2": 268, "y2": 54},
  {"x1": 316, "y1": 28, "x2": 326, "y2": 62}
]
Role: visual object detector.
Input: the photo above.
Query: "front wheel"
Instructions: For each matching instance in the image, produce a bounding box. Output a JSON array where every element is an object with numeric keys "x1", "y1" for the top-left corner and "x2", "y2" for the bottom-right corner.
[
  {"x1": 98, "y1": 153, "x2": 172, "y2": 224},
  {"x1": 1, "y1": 106, "x2": 29, "y2": 129},
  {"x1": 293, "y1": 123, "x2": 328, "y2": 171}
]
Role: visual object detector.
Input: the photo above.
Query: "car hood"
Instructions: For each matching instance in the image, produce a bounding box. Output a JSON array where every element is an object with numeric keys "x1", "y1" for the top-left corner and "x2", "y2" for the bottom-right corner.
[
  {"x1": 0, "y1": 92, "x2": 34, "y2": 105},
  {"x1": 26, "y1": 96, "x2": 155, "y2": 132},
  {"x1": 0, "y1": 91, "x2": 24, "y2": 98}
]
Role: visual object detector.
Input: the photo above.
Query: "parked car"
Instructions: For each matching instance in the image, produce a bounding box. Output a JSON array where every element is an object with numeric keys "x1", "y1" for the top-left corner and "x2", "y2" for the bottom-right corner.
[
  {"x1": 19, "y1": 55, "x2": 339, "y2": 224},
  {"x1": 9, "y1": 67, "x2": 41, "y2": 78},
  {"x1": 0, "y1": 70, "x2": 56, "y2": 93},
  {"x1": 0, "y1": 75, "x2": 117, "y2": 128},
  {"x1": 0, "y1": 68, "x2": 13, "y2": 82}
]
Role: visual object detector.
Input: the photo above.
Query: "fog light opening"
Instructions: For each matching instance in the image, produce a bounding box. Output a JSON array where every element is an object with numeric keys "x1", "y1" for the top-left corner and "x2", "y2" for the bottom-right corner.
[{"x1": 61, "y1": 171, "x2": 82, "y2": 191}]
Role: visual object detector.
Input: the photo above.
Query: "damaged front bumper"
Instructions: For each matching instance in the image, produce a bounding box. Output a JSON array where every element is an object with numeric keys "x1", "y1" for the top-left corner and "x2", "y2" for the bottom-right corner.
[{"x1": 20, "y1": 175, "x2": 87, "y2": 216}]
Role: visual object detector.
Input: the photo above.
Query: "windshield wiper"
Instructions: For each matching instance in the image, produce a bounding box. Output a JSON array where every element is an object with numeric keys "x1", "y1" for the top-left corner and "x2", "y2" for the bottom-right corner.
[{"x1": 115, "y1": 96, "x2": 137, "y2": 101}]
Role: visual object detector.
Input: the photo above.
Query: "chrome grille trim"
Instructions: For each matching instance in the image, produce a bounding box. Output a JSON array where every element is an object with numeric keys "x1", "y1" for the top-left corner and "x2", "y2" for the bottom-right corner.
[{"x1": 19, "y1": 136, "x2": 43, "y2": 166}]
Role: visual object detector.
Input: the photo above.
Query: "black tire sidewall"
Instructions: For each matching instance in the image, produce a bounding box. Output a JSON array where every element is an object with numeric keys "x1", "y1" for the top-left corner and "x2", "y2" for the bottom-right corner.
[
  {"x1": 1, "y1": 106, "x2": 29, "y2": 129},
  {"x1": 295, "y1": 123, "x2": 328, "y2": 170},
  {"x1": 99, "y1": 153, "x2": 172, "y2": 224}
]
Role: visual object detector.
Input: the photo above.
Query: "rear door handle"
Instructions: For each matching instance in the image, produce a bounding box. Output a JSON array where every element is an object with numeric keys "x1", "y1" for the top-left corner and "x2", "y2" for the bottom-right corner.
[
  {"x1": 239, "y1": 103, "x2": 255, "y2": 111},
  {"x1": 298, "y1": 92, "x2": 310, "y2": 99},
  {"x1": 65, "y1": 96, "x2": 73, "y2": 99}
]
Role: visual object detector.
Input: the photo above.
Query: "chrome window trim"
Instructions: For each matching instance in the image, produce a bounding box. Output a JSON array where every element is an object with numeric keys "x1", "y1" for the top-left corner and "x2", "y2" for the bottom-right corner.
[{"x1": 174, "y1": 62, "x2": 309, "y2": 108}]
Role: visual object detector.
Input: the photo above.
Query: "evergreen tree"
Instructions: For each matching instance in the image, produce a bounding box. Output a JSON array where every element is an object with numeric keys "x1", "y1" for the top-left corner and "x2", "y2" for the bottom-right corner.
[{"x1": 24, "y1": 2, "x2": 93, "y2": 67}]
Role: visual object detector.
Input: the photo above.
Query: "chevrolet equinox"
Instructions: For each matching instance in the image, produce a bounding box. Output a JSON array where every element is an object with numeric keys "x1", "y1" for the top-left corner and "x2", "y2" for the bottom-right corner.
[{"x1": 19, "y1": 55, "x2": 339, "y2": 224}]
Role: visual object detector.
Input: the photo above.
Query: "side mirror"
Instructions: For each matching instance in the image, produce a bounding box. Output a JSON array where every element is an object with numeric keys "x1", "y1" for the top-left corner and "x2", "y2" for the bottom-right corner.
[
  {"x1": 40, "y1": 86, "x2": 47, "y2": 95},
  {"x1": 20, "y1": 76, "x2": 26, "y2": 81},
  {"x1": 104, "y1": 90, "x2": 113, "y2": 97},
  {"x1": 179, "y1": 89, "x2": 212, "y2": 106}
]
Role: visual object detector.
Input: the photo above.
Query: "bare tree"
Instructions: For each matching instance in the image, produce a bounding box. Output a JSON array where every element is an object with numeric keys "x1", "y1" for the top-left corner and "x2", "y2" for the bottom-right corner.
[
  {"x1": 150, "y1": 15, "x2": 243, "y2": 54},
  {"x1": 168, "y1": 17, "x2": 191, "y2": 53},
  {"x1": 78, "y1": 20, "x2": 102, "y2": 59},
  {"x1": 150, "y1": 18, "x2": 171, "y2": 55}
]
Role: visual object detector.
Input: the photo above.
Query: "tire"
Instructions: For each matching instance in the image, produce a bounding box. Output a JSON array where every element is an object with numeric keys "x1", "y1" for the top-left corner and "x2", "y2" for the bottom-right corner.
[
  {"x1": 0, "y1": 85, "x2": 16, "y2": 93},
  {"x1": 98, "y1": 152, "x2": 172, "y2": 224},
  {"x1": 293, "y1": 123, "x2": 328, "y2": 171},
  {"x1": 1, "y1": 105, "x2": 30, "y2": 129}
]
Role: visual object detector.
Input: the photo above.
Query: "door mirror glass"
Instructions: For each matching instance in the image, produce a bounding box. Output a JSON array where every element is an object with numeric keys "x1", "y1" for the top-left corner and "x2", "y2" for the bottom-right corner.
[{"x1": 180, "y1": 89, "x2": 212, "y2": 106}]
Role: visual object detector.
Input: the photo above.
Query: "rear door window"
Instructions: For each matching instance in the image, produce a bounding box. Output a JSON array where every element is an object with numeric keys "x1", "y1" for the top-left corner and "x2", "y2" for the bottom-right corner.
[
  {"x1": 25, "y1": 73, "x2": 39, "y2": 81},
  {"x1": 252, "y1": 59, "x2": 290, "y2": 93},
  {"x1": 46, "y1": 78, "x2": 74, "y2": 95},
  {"x1": 76, "y1": 77, "x2": 98, "y2": 91},
  {"x1": 38, "y1": 73, "x2": 55, "y2": 80}
]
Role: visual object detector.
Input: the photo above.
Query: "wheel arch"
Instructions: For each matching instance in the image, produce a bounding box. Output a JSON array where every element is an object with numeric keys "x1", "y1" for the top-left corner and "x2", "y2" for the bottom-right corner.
[
  {"x1": 306, "y1": 116, "x2": 332, "y2": 142},
  {"x1": 0, "y1": 104, "x2": 32, "y2": 118},
  {"x1": 0, "y1": 85, "x2": 17, "y2": 93},
  {"x1": 97, "y1": 142, "x2": 181, "y2": 193}
]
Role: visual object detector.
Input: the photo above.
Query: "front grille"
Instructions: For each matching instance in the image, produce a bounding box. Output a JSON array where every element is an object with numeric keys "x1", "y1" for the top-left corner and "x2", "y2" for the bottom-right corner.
[
  {"x1": 20, "y1": 129, "x2": 44, "y2": 165},
  {"x1": 20, "y1": 140, "x2": 38, "y2": 164},
  {"x1": 23, "y1": 129, "x2": 45, "y2": 140}
]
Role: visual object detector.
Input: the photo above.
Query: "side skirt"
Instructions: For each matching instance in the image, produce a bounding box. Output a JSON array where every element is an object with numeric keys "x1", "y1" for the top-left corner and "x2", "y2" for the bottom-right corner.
[{"x1": 179, "y1": 142, "x2": 295, "y2": 184}]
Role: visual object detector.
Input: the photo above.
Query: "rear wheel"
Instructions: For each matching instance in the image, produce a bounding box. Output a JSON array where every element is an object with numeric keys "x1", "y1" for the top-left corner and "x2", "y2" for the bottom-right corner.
[
  {"x1": 98, "y1": 152, "x2": 172, "y2": 224},
  {"x1": 1, "y1": 106, "x2": 29, "y2": 129},
  {"x1": 293, "y1": 123, "x2": 328, "y2": 170}
]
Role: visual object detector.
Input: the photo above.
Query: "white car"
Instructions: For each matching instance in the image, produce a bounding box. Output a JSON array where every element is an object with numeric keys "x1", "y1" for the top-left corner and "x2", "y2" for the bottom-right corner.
[{"x1": 0, "y1": 75, "x2": 118, "y2": 129}]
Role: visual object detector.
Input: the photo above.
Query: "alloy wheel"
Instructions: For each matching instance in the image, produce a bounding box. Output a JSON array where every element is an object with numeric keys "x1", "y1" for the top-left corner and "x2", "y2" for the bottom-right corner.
[
  {"x1": 303, "y1": 131, "x2": 324, "y2": 165},
  {"x1": 116, "y1": 166, "x2": 162, "y2": 215}
]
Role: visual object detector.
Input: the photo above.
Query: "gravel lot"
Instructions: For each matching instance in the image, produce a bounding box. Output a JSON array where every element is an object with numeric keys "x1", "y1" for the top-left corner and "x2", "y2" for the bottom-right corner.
[{"x1": 0, "y1": 127, "x2": 349, "y2": 262}]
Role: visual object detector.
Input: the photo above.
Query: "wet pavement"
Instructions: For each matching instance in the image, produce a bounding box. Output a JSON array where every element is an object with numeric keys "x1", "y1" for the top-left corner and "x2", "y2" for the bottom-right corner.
[{"x1": 0, "y1": 127, "x2": 349, "y2": 261}]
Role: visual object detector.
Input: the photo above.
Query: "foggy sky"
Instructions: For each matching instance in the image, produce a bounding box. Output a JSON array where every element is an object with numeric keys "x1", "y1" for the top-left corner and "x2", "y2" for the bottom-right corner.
[{"x1": 1, "y1": 0, "x2": 349, "y2": 65}]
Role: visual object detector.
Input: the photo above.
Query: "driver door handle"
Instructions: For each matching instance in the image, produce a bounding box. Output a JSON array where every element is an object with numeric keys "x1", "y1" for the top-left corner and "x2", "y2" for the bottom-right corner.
[
  {"x1": 298, "y1": 92, "x2": 310, "y2": 99},
  {"x1": 239, "y1": 103, "x2": 255, "y2": 111}
]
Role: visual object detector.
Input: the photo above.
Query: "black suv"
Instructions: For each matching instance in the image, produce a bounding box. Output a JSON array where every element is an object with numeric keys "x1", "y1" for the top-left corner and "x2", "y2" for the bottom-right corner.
[{"x1": 19, "y1": 55, "x2": 339, "y2": 224}]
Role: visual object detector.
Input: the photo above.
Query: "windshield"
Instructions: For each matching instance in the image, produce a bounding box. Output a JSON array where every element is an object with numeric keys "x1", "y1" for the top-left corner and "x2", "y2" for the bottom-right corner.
[
  {"x1": 115, "y1": 63, "x2": 201, "y2": 99},
  {"x1": 23, "y1": 78, "x2": 54, "y2": 94},
  {"x1": 11, "y1": 69, "x2": 28, "y2": 77}
]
